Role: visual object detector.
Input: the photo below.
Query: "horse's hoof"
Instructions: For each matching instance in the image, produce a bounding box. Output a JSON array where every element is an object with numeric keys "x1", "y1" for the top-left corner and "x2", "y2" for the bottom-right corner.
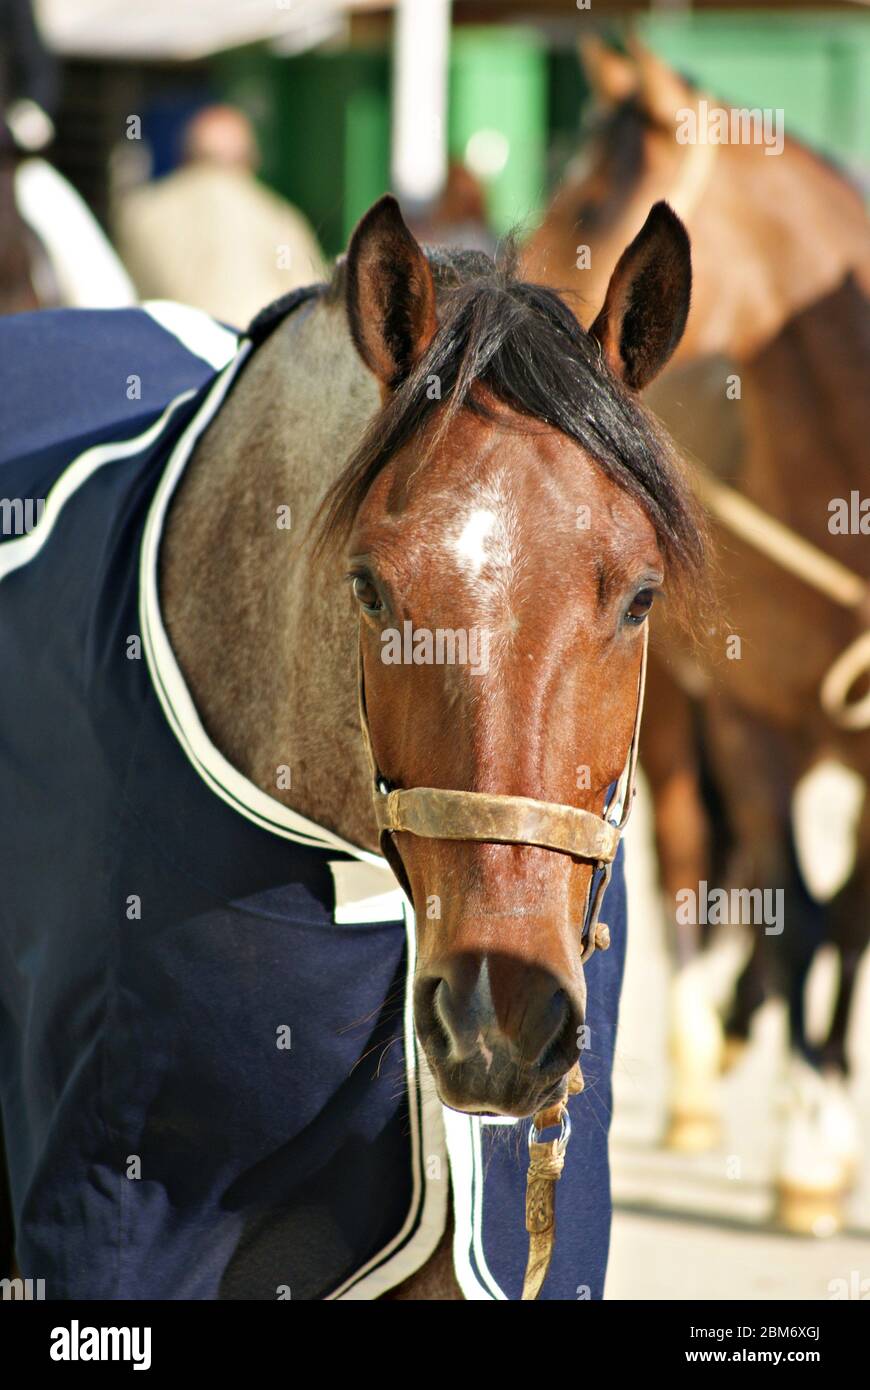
[
  {"x1": 774, "y1": 1183, "x2": 846, "y2": 1238},
  {"x1": 664, "y1": 1111, "x2": 721, "y2": 1153},
  {"x1": 719, "y1": 1036, "x2": 747, "y2": 1075}
]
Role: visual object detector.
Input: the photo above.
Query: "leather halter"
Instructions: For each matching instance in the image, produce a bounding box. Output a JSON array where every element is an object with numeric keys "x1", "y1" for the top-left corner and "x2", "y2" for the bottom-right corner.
[{"x1": 357, "y1": 622, "x2": 648, "y2": 961}]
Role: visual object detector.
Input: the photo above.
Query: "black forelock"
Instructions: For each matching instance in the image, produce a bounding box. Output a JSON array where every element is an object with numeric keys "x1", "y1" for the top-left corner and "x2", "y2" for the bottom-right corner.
[{"x1": 316, "y1": 242, "x2": 706, "y2": 601}]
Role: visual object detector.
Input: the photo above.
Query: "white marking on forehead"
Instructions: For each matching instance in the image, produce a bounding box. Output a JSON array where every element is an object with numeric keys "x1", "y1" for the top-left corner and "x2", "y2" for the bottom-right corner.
[
  {"x1": 454, "y1": 508, "x2": 497, "y2": 575},
  {"x1": 444, "y1": 483, "x2": 519, "y2": 653},
  {"x1": 436, "y1": 484, "x2": 524, "y2": 686}
]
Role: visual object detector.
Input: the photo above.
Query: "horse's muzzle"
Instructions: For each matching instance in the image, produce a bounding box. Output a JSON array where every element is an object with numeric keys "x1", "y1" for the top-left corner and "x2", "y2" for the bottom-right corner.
[{"x1": 414, "y1": 952, "x2": 585, "y2": 1117}]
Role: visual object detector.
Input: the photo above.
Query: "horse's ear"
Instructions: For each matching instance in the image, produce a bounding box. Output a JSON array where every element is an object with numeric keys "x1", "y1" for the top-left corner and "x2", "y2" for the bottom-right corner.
[
  {"x1": 578, "y1": 36, "x2": 637, "y2": 107},
  {"x1": 627, "y1": 37, "x2": 694, "y2": 129},
  {"x1": 345, "y1": 194, "x2": 437, "y2": 391},
  {"x1": 590, "y1": 201, "x2": 691, "y2": 392}
]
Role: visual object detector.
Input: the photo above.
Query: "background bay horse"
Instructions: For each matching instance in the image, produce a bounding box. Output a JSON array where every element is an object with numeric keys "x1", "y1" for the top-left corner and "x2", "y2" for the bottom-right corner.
[
  {"x1": 0, "y1": 195, "x2": 703, "y2": 1297},
  {"x1": 523, "y1": 38, "x2": 870, "y2": 1232}
]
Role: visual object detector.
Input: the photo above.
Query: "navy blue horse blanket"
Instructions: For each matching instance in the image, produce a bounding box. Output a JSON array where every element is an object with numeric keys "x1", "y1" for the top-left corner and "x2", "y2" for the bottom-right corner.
[{"x1": 0, "y1": 301, "x2": 628, "y2": 1300}]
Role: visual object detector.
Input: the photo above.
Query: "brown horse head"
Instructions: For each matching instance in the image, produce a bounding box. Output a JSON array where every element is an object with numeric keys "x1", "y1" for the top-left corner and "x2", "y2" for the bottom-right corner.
[
  {"x1": 321, "y1": 195, "x2": 701, "y2": 1117},
  {"x1": 523, "y1": 38, "x2": 870, "y2": 363}
]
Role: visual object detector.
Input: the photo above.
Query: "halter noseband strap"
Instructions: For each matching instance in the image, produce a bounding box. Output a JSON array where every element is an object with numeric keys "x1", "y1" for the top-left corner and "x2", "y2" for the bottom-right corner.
[{"x1": 374, "y1": 786, "x2": 620, "y2": 863}]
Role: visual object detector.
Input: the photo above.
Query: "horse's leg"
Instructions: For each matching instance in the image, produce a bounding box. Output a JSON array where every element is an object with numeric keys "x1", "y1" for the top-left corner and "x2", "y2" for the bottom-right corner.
[
  {"x1": 769, "y1": 824, "x2": 859, "y2": 1234},
  {"x1": 643, "y1": 658, "x2": 728, "y2": 1151},
  {"x1": 780, "y1": 817, "x2": 827, "y2": 1067},
  {"x1": 821, "y1": 945, "x2": 863, "y2": 1079},
  {"x1": 822, "y1": 792, "x2": 870, "y2": 1077},
  {"x1": 776, "y1": 1047, "x2": 859, "y2": 1235},
  {"x1": 720, "y1": 933, "x2": 767, "y2": 1071},
  {"x1": 797, "y1": 794, "x2": 870, "y2": 1203},
  {"x1": 703, "y1": 698, "x2": 818, "y2": 1002},
  {"x1": 702, "y1": 701, "x2": 856, "y2": 1233},
  {"x1": 379, "y1": 1202, "x2": 463, "y2": 1300},
  {"x1": 811, "y1": 938, "x2": 864, "y2": 1198},
  {"x1": 722, "y1": 814, "x2": 822, "y2": 1074}
]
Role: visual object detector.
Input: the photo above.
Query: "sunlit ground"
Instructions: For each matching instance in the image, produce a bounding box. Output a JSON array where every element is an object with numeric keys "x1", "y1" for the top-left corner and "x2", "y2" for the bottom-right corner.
[{"x1": 607, "y1": 764, "x2": 870, "y2": 1299}]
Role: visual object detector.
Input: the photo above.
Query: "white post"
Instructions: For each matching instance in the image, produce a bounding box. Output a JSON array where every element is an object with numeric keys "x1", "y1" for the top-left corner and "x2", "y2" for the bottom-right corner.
[{"x1": 391, "y1": 0, "x2": 451, "y2": 213}]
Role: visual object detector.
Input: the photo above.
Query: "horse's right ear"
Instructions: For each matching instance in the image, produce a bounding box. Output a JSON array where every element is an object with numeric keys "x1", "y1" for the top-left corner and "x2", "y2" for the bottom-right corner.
[
  {"x1": 345, "y1": 195, "x2": 438, "y2": 392},
  {"x1": 590, "y1": 201, "x2": 691, "y2": 391}
]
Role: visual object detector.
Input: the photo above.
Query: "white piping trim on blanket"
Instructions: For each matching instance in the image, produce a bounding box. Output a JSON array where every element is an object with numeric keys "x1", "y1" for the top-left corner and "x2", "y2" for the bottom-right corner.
[
  {"x1": 470, "y1": 1117, "x2": 511, "y2": 1298},
  {"x1": 0, "y1": 315, "x2": 393, "y2": 879},
  {"x1": 0, "y1": 388, "x2": 198, "y2": 581},
  {"x1": 139, "y1": 342, "x2": 391, "y2": 871},
  {"x1": 442, "y1": 1109, "x2": 509, "y2": 1300},
  {"x1": 138, "y1": 359, "x2": 451, "y2": 1295},
  {"x1": 329, "y1": 900, "x2": 450, "y2": 1299},
  {"x1": 143, "y1": 300, "x2": 240, "y2": 371}
]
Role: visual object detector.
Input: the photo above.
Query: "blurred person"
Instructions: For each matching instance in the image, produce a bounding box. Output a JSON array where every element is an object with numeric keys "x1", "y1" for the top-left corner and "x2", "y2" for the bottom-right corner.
[
  {"x1": 408, "y1": 160, "x2": 497, "y2": 256},
  {"x1": 115, "y1": 104, "x2": 325, "y2": 328}
]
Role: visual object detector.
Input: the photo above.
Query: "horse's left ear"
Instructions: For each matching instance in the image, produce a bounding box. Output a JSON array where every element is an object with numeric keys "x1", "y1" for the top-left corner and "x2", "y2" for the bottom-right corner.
[
  {"x1": 345, "y1": 194, "x2": 438, "y2": 391},
  {"x1": 590, "y1": 201, "x2": 691, "y2": 391}
]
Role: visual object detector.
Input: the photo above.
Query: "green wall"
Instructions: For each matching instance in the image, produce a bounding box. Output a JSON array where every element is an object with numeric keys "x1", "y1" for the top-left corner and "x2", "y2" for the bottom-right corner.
[
  {"x1": 638, "y1": 11, "x2": 870, "y2": 178},
  {"x1": 216, "y1": 11, "x2": 869, "y2": 259},
  {"x1": 448, "y1": 27, "x2": 547, "y2": 237}
]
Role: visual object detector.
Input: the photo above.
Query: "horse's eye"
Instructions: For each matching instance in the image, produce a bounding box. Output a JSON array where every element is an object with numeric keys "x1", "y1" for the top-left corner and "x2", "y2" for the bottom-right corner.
[
  {"x1": 625, "y1": 588, "x2": 655, "y2": 624},
  {"x1": 352, "y1": 575, "x2": 383, "y2": 613}
]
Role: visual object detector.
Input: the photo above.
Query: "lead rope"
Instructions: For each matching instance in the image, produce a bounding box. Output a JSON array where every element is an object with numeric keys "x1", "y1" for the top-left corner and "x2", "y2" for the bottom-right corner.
[
  {"x1": 521, "y1": 1073, "x2": 583, "y2": 1301},
  {"x1": 693, "y1": 469, "x2": 870, "y2": 730},
  {"x1": 522, "y1": 627, "x2": 648, "y2": 1300}
]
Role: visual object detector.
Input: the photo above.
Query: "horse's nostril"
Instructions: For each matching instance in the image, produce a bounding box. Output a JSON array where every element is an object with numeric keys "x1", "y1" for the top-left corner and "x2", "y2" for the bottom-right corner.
[
  {"x1": 433, "y1": 977, "x2": 481, "y2": 1061},
  {"x1": 522, "y1": 987, "x2": 572, "y2": 1070},
  {"x1": 534, "y1": 989, "x2": 576, "y2": 1072},
  {"x1": 413, "y1": 976, "x2": 458, "y2": 1060}
]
